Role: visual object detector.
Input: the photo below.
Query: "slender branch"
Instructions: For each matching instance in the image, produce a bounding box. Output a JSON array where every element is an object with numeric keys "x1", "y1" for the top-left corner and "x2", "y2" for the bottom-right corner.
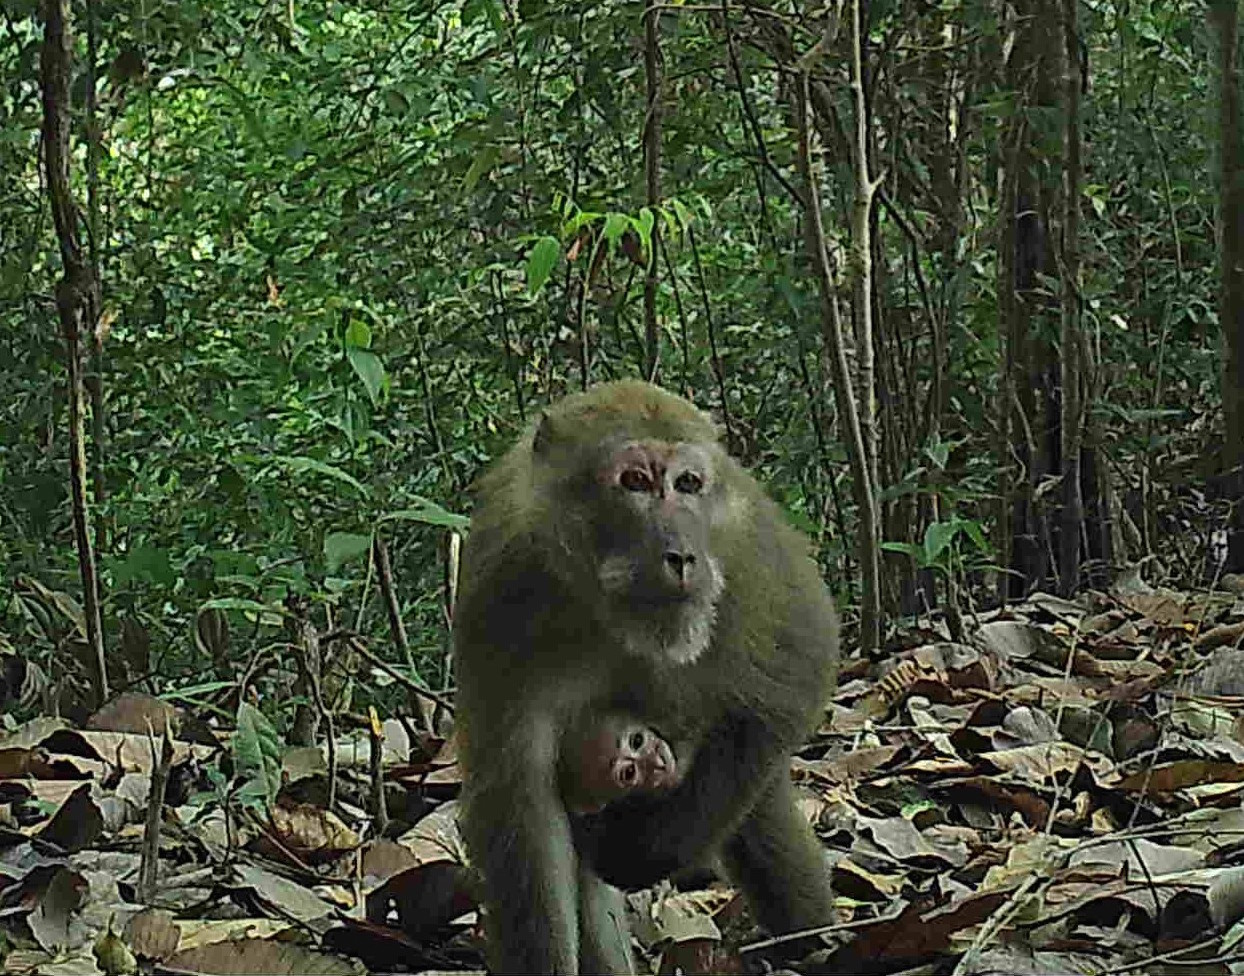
[
  {"x1": 41, "y1": 0, "x2": 109, "y2": 706},
  {"x1": 642, "y1": 0, "x2": 664, "y2": 381}
]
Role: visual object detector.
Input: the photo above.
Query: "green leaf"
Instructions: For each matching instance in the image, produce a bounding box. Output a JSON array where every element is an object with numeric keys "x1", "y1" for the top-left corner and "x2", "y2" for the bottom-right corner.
[
  {"x1": 924, "y1": 438, "x2": 950, "y2": 470},
  {"x1": 199, "y1": 597, "x2": 276, "y2": 616},
  {"x1": 290, "y1": 316, "x2": 331, "y2": 365},
  {"x1": 525, "y1": 236, "x2": 561, "y2": 295},
  {"x1": 880, "y1": 541, "x2": 922, "y2": 559},
  {"x1": 877, "y1": 470, "x2": 925, "y2": 503},
  {"x1": 923, "y1": 520, "x2": 962, "y2": 566},
  {"x1": 344, "y1": 318, "x2": 371, "y2": 349},
  {"x1": 347, "y1": 346, "x2": 385, "y2": 405},
  {"x1": 960, "y1": 519, "x2": 990, "y2": 554},
  {"x1": 274, "y1": 456, "x2": 368, "y2": 495},
  {"x1": 325, "y1": 531, "x2": 372, "y2": 572},
  {"x1": 670, "y1": 197, "x2": 694, "y2": 233},
  {"x1": 111, "y1": 546, "x2": 174, "y2": 586},
  {"x1": 463, "y1": 145, "x2": 500, "y2": 192},
  {"x1": 633, "y1": 207, "x2": 655, "y2": 254},
  {"x1": 602, "y1": 212, "x2": 628, "y2": 245},
  {"x1": 234, "y1": 702, "x2": 283, "y2": 810},
  {"x1": 162, "y1": 681, "x2": 238, "y2": 703},
  {"x1": 562, "y1": 209, "x2": 603, "y2": 237},
  {"x1": 382, "y1": 497, "x2": 471, "y2": 529},
  {"x1": 382, "y1": 87, "x2": 410, "y2": 116}
]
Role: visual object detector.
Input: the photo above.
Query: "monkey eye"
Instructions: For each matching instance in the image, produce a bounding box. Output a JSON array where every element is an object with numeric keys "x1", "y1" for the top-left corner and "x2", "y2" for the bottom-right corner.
[
  {"x1": 620, "y1": 469, "x2": 653, "y2": 492},
  {"x1": 674, "y1": 471, "x2": 704, "y2": 494},
  {"x1": 628, "y1": 731, "x2": 646, "y2": 750}
]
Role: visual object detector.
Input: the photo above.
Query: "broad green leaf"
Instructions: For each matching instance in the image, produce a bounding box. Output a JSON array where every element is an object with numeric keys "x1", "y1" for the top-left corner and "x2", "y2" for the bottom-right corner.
[
  {"x1": 347, "y1": 346, "x2": 385, "y2": 405},
  {"x1": 602, "y1": 212, "x2": 628, "y2": 244},
  {"x1": 463, "y1": 145, "x2": 500, "y2": 191},
  {"x1": 345, "y1": 318, "x2": 371, "y2": 349},
  {"x1": 382, "y1": 497, "x2": 470, "y2": 529},
  {"x1": 880, "y1": 541, "x2": 922, "y2": 559},
  {"x1": 275, "y1": 456, "x2": 367, "y2": 495},
  {"x1": 670, "y1": 197, "x2": 694, "y2": 232},
  {"x1": 634, "y1": 207, "x2": 655, "y2": 254},
  {"x1": 234, "y1": 702, "x2": 283, "y2": 810},
  {"x1": 382, "y1": 87, "x2": 410, "y2": 115},
  {"x1": 325, "y1": 531, "x2": 372, "y2": 572},
  {"x1": 961, "y1": 519, "x2": 990, "y2": 554},
  {"x1": 111, "y1": 546, "x2": 174, "y2": 586},
  {"x1": 199, "y1": 597, "x2": 275, "y2": 616},
  {"x1": 924, "y1": 438, "x2": 950, "y2": 470},
  {"x1": 526, "y1": 236, "x2": 561, "y2": 295},
  {"x1": 923, "y1": 521, "x2": 962, "y2": 566},
  {"x1": 562, "y1": 209, "x2": 603, "y2": 237}
]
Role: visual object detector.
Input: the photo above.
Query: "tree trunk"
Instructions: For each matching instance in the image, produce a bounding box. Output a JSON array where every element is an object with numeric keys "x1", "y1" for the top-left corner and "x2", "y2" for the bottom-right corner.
[
  {"x1": 1213, "y1": 0, "x2": 1244, "y2": 574},
  {"x1": 795, "y1": 72, "x2": 882, "y2": 655},
  {"x1": 1059, "y1": 0, "x2": 1084, "y2": 596},
  {"x1": 997, "y1": 0, "x2": 1062, "y2": 599}
]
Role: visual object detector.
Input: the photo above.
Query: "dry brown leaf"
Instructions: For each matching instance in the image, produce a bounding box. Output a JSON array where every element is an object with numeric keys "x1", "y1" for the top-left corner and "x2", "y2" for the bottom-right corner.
[
  {"x1": 358, "y1": 838, "x2": 419, "y2": 889},
  {"x1": 832, "y1": 856, "x2": 904, "y2": 900},
  {"x1": 395, "y1": 800, "x2": 465, "y2": 866},
  {"x1": 630, "y1": 886, "x2": 724, "y2": 949},
  {"x1": 163, "y1": 937, "x2": 363, "y2": 975},
  {"x1": 1068, "y1": 837, "x2": 1204, "y2": 876},
  {"x1": 174, "y1": 919, "x2": 295, "y2": 952},
  {"x1": 1115, "y1": 759, "x2": 1244, "y2": 793},
  {"x1": 126, "y1": 908, "x2": 181, "y2": 960},
  {"x1": 791, "y1": 745, "x2": 902, "y2": 785},
  {"x1": 262, "y1": 802, "x2": 358, "y2": 865},
  {"x1": 38, "y1": 783, "x2": 104, "y2": 852},
  {"x1": 232, "y1": 863, "x2": 335, "y2": 923},
  {"x1": 1207, "y1": 866, "x2": 1244, "y2": 928},
  {"x1": 24, "y1": 866, "x2": 89, "y2": 953},
  {"x1": 365, "y1": 860, "x2": 475, "y2": 936},
  {"x1": 85, "y1": 693, "x2": 178, "y2": 736}
]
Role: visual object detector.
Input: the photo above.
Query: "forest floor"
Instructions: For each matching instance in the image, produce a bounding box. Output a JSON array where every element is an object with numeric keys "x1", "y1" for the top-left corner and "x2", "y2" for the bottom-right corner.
[{"x1": 2, "y1": 572, "x2": 1244, "y2": 975}]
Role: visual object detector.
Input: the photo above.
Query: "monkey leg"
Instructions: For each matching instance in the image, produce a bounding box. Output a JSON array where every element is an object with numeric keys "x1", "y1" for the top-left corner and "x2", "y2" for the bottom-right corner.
[
  {"x1": 458, "y1": 714, "x2": 583, "y2": 974},
  {"x1": 721, "y1": 771, "x2": 833, "y2": 936},
  {"x1": 577, "y1": 863, "x2": 635, "y2": 975},
  {"x1": 466, "y1": 806, "x2": 580, "y2": 974}
]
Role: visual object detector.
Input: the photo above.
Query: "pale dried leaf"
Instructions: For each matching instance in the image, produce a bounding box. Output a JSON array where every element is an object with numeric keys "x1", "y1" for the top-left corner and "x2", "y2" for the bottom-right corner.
[
  {"x1": 126, "y1": 908, "x2": 180, "y2": 960},
  {"x1": 1207, "y1": 866, "x2": 1244, "y2": 929},
  {"x1": 163, "y1": 937, "x2": 364, "y2": 975},
  {"x1": 233, "y1": 864, "x2": 335, "y2": 923}
]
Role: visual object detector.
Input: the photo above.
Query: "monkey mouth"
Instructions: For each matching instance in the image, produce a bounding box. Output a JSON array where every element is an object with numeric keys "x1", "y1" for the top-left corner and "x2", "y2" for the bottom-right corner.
[{"x1": 610, "y1": 586, "x2": 721, "y2": 666}]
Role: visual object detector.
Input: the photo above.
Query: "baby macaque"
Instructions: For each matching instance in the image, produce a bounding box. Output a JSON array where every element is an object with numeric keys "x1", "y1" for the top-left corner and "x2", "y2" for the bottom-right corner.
[{"x1": 563, "y1": 714, "x2": 682, "y2": 814}]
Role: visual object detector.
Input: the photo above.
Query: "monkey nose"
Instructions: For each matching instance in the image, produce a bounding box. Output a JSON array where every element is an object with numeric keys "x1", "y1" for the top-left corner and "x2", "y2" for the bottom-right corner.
[{"x1": 663, "y1": 550, "x2": 696, "y2": 583}]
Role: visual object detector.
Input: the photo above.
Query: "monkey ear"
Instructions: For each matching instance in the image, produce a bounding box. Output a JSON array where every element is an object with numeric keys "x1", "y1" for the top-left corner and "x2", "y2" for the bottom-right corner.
[{"x1": 533, "y1": 411, "x2": 558, "y2": 455}]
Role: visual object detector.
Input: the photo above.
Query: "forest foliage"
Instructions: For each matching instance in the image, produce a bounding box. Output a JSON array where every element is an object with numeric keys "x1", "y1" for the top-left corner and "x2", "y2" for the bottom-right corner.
[
  {"x1": 2, "y1": 0, "x2": 1234, "y2": 706},
  {"x1": 4, "y1": 0, "x2": 1244, "y2": 973}
]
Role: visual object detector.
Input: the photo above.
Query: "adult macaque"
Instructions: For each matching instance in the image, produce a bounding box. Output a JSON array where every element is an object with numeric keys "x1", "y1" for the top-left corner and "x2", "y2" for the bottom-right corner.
[
  {"x1": 563, "y1": 714, "x2": 682, "y2": 814},
  {"x1": 454, "y1": 381, "x2": 839, "y2": 975}
]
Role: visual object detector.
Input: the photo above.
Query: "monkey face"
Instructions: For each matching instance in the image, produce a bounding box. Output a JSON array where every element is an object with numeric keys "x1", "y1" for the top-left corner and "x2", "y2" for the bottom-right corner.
[
  {"x1": 591, "y1": 439, "x2": 726, "y2": 664},
  {"x1": 610, "y1": 724, "x2": 677, "y2": 791}
]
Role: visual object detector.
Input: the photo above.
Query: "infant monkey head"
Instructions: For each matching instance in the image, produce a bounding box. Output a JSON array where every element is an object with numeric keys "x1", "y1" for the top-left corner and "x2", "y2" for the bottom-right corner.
[{"x1": 563, "y1": 714, "x2": 682, "y2": 815}]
